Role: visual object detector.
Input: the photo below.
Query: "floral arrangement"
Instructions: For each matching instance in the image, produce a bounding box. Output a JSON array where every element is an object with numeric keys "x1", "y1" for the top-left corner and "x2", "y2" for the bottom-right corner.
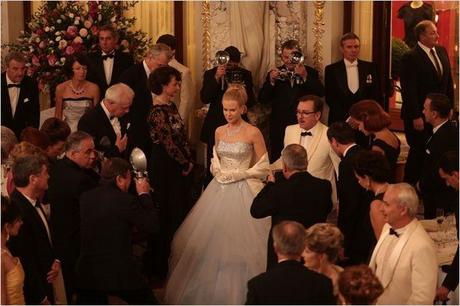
[{"x1": 3, "y1": 1, "x2": 151, "y2": 92}]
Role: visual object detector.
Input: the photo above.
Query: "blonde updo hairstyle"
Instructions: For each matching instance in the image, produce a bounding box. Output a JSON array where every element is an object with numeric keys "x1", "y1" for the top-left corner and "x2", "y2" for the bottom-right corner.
[
  {"x1": 305, "y1": 223, "x2": 344, "y2": 263},
  {"x1": 222, "y1": 85, "x2": 248, "y2": 113}
]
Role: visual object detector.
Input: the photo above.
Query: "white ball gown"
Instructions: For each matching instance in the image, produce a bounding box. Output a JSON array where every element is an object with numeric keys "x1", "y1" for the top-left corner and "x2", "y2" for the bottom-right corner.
[{"x1": 164, "y1": 141, "x2": 271, "y2": 305}]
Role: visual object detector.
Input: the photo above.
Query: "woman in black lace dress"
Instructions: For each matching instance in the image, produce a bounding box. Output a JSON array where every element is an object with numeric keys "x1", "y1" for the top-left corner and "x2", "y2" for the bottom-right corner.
[
  {"x1": 350, "y1": 100, "x2": 400, "y2": 181},
  {"x1": 147, "y1": 66, "x2": 193, "y2": 280}
]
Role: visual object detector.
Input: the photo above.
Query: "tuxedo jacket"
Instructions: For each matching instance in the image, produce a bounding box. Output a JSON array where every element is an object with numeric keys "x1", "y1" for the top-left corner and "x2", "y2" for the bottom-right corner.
[
  {"x1": 272, "y1": 122, "x2": 340, "y2": 206},
  {"x1": 400, "y1": 44, "x2": 453, "y2": 120},
  {"x1": 48, "y1": 157, "x2": 99, "y2": 266},
  {"x1": 325, "y1": 59, "x2": 381, "y2": 124},
  {"x1": 259, "y1": 65, "x2": 324, "y2": 161},
  {"x1": 337, "y1": 144, "x2": 375, "y2": 264},
  {"x1": 246, "y1": 260, "x2": 335, "y2": 305},
  {"x1": 87, "y1": 49, "x2": 134, "y2": 95},
  {"x1": 77, "y1": 103, "x2": 130, "y2": 158},
  {"x1": 1, "y1": 72, "x2": 40, "y2": 137},
  {"x1": 8, "y1": 189, "x2": 55, "y2": 304},
  {"x1": 77, "y1": 183, "x2": 159, "y2": 291},
  {"x1": 200, "y1": 66, "x2": 256, "y2": 144},
  {"x1": 119, "y1": 62, "x2": 152, "y2": 154},
  {"x1": 369, "y1": 220, "x2": 438, "y2": 304},
  {"x1": 420, "y1": 121, "x2": 459, "y2": 209},
  {"x1": 251, "y1": 171, "x2": 332, "y2": 268}
]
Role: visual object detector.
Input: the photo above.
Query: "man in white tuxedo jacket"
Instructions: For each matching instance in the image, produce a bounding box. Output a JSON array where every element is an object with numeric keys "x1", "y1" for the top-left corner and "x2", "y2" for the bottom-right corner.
[
  {"x1": 272, "y1": 95, "x2": 340, "y2": 206},
  {"x1": 369, "y1": 183, "x2": 438, "y2": 305}
]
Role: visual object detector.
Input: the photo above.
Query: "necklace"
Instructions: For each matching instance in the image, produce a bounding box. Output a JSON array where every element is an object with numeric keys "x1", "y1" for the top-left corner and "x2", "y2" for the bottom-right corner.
[
  {"x1": 226, "y1": 123, "x2": 244, "y2": 137},
  {"x1": 374, "y1": 183, "x2": 389, "y2": 196},
  {"x1": 69, "y1": 82, "x2": 85, "y2": 95}
]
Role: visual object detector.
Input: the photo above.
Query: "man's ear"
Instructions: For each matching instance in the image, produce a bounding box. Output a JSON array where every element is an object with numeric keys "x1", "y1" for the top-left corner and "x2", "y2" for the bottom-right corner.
[{"x1": 115, "y1": 175, "x2": 123, "y2": 189}]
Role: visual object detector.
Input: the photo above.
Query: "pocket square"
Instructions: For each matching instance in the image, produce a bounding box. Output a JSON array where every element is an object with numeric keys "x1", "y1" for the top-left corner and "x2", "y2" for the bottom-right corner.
[
  {"x1": 366, "y1": 74, "x2": 373, "y2": 84},
  {"x1": 23, "y1": 98, "x2": 30, "y2": 103}
]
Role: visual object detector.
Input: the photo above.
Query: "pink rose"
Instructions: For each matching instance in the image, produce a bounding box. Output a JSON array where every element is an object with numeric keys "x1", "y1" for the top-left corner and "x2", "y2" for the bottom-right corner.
[
  {"x1": 47, "y1": 54, "x2": 57, "y2": 66},
  {"x1": 90, "y1": 25, "x2": 99, "y2": 36},
  {"x1": 66, "y1": 26, "x2": 78, "y2": 37},
  {"x1": 73, "y1": 36, "x2": 83, "y2": 44},
  {"x1": 71, "y1": 42, "x2": 83, "y2": 53},
  {"x1": 79, "y1": 28, "x2": 88, "y2": 38},
  {"x1": 65, "y1": 46, "x2": 75, "y2": 56},
  {"x1": 84, "y1": 20, "x2": 92, "y2": 29},
  {"x1": 39, "y1": 41, "x2": 47, "y2": 49},
  {"x1": 32, "y1": 55, "x2": 40, "y2": 66}
]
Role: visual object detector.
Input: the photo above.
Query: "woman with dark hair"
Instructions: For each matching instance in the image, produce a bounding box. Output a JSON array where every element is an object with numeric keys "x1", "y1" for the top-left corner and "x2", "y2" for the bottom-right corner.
[
  {"x1": 353, "y1": 150, "x2": 391, "y2": 240},
  {"x1": 338, "y1": 264, "x2": 383, "y2": 304},
  {"x1": 1, "y1": 196, "x2": 25, "y2": 305},
  {"x1": 40, "y1": 118, "x2": 71, "y2": 161},
  {"x1": 349, "y1": 100, "x2": 400, "y2": 179},
  {"x1": 55, "y1": 54, "x2": 100, "y2": 132},
  {"x1": 147, "y1": 66, "x2": 193, "y2": 279}
]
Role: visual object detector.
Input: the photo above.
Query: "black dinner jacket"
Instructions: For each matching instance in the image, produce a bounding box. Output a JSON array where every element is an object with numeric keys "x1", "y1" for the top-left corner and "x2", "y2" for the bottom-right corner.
[
  {"x1": 119, "y1": 62, "x2": 152, "y2": 155},
  {"x1": 246, "y1": 260, "x2": 335, "y2": 305},
  {"x1": 1, "y1": 72, "x2": 40, "y2": 138},
  {"x1": 8, "y1": 189, "x2": 55, "y2": 304},
  {"x1": 199, "y1": 66, "x2": 256, "y2": 143},
  {"x1": 48, "y1": 157, "x2": 99, "y2": 266},
  {"x1": 251, "y1": 171, "x2": 332, "y2": 269},
  {"x1": 400, "y1": 44, "x2": 453, "y2": 120},
  {"x1": 420, "y1": 121, "x2": 459, "y2": 199},
  {"x1": 76, "y1": 183, "x2": 159, "y2": 291},
  {"x1": 77, "y1": 102, "x2": 130, "y2": 158},
  {"x1": 87, "y1": 49, "x2": 134, "y2": 95},
  {"x1": 337, "y1": 144, "x2": 374, "y2": 264},
  {"x1": 325, "y1": 59, "x2": 381, "y2": 124}
]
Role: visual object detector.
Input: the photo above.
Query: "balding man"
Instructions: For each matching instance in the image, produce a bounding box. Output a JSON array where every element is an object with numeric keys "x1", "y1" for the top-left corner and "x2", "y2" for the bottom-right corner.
[
  {"x1": 369, "y1": 183, "x2": 438, "y2": 304},
  {"x1": 78, "y1": 83, "x2": 134, "y2": 158},
  {"x1": 400, "y1": 20, "x2": 454, "y2": 184},
  {"x1": 120, "y1": 43, "x2": 173, "y2": 154}
]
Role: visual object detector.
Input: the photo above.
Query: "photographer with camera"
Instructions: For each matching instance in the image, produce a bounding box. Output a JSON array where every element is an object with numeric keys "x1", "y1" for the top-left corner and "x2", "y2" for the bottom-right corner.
[
  {"x1": 199, "y1": 45, "x2": 256, "y2": 186},
  {"x1": 76, "y1": 157, "x2": 159, "y2": 304},
  {"x1": 259, "y1": 40, "x2": 324, "y2": 162}
]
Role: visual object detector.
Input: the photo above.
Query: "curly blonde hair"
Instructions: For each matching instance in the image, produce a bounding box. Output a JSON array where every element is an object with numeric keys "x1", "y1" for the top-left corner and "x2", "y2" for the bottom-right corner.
[
  {"x1": 305, "y1": 223, "x2": 343, "y2": 263},
  {"x1": 338, "y1": 264, "x2": 383, "y2": 305}
]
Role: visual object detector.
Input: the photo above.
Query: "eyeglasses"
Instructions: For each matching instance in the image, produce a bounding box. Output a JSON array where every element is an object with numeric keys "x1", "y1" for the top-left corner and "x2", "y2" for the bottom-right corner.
[{"x1": 296, "y1": 110, "x2": 317, "y2": 117}]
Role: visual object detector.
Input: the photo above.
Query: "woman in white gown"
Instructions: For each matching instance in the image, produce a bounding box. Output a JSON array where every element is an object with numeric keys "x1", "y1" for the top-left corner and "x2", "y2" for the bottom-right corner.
[{"x1": 164, "y1": 86, "x2": 271, "y2": 305}]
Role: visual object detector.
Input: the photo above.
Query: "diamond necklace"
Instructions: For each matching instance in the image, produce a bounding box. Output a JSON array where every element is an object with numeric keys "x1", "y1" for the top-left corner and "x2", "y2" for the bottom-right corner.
[
  {"x1": 69, "y1": 82, "x2": 85, "y2": 95},
  {"x1": 226, "y1": 123, "x2": 243, "y2": 137}
]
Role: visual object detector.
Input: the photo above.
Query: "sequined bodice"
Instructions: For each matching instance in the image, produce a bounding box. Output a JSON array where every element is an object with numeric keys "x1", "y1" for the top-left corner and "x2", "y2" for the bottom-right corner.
[{"x1": 216, "y1": 141, "x2": 253, "y2": 171}]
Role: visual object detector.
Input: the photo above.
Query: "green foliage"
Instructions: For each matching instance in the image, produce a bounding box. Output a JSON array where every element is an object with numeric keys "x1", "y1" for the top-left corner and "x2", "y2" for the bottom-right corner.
[{"x1": 391, "y1": 37, "x2": 410, "y2": 79}]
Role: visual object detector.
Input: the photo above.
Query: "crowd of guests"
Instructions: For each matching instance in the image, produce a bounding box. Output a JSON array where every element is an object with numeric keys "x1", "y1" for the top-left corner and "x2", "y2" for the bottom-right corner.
[{"x1": 0, "y1": 18, "x2": 458, "y2": 305}]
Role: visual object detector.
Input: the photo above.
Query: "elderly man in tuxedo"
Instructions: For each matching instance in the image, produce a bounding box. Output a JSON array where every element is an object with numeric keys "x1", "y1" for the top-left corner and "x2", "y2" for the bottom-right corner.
[
  {"x1": 78, "y1": 83, "x2": 134, "y2": 158},
  {"x1": 47, "y1": 131, "x2": 99, "y2": 301},
  {"x1": 8, "y1": 154, "x2": 64, "y2": 304},
  {"x1": 369, "y1": 183, "x2": 438, "y2": 304},
  {"x1": 420, "y1": 93, "x2": 459, "y2": 219},
  {"x1": 400, "y1": 20, "x2": 454, "y2": 184},
  {"x1": 246, "y1": 221, "x2": 334, "y2": 305},
  {"x1": 119, "y1": 43, "x2": 172, "y2": 155},
  {"x1": 156, "y1": 34, "x2": 193, "y2": 128},
  {"x1": 251, "y1": 144, "x2": 332, "y2": 270},
  {"x1": 1, "y1": 52, "x2": 40, "y2": 138},
  {"x1": 272, "y1": 95, "x2": 340, "y2": 207},
  {"x1": 325, "y1": 32, "x2": 381, "y2": 125},
  {"x1": 87, "y1": 25, "x2": 134, "y2": 96},
  {"x1": 76, "y1": 158, "x2": 159, "y2": 304}
]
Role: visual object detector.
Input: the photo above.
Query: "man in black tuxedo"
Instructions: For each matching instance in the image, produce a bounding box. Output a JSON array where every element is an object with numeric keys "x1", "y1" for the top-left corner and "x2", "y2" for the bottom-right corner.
[
  {"x1": 327, "y1": 122, "x2": 373, "y2": 265},
  {"x1": 8, "y1": 154, "x2": 62, "y2": 304},
  {"x1": 246, "y1": 221, "x2": 334, "y2": 305},
  {"x1": 119, "y1": 43, "x2": 172, "y2": 155},
  {"x1": 78, "y1": 83, "x2": 134, "y2": 158},
  {"x1": 87, "y1": 25, "x2": 134, "y2": 96},
  {"x1": 259, "y1": 40, "x2": 324, "y2": 162},
  {"x1": 325, "y1": 32, "x2": 381, "y2": 125},
  {"x1": 400, "y1": 20, "x2": 454, "y2": 184},
  {"x1": 251, "y1": 144, "x2": 332, "y2": 270},
  {"x1": 47, "y1": 131, "x2": 99, "y2": 301},
  {"x1": 436, "y1": 151, "x2": 459, "y2": 303},
  {"x1": 419, "y1": 93, "x2": 458, "y2": 219},
  {"x1": 1, "y1": 52, "x2": 40, "y2": 138},
  {"x1": 200, "y1": 45, "x2": 256, "y2": 184},
  {"x1": 76, "y1": 158, "x2": 159, "y2": 304}
]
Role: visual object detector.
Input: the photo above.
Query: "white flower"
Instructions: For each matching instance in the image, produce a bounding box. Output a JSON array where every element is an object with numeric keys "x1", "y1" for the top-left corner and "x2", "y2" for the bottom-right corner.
[
  {"x1": 110, "y1": 16, "x2": 116, "y2": 22},
  {"x1": 57, "y1": 19, "x2": 62, "y2": 24},
  {"x1": 45, "y1": 26, "x2": 50, "y2": 32},
  {"x1": 74, "y1": 20, "x2": 80, "y2": 25},
  {"x1": 69, "y1": 13, "x2": 74, "y2": 18},
  {"x1": 79, "y1": 28, "x2": 88, "y2": 38},
  {"x1": 98, "y1": 4, "x2": 102, "y2": 9},
  {"x1": 58, "y1": 40, "x2": 67, "y2": 49},
  {"x1": 60, "y1": 57, "x2": 66, "y2": 63},
  {"x1": 56, "y1": 36, "x2": 62, "y2": 42},
  {"x1": 50, "y1": 26, "x2": 55, "y2": 31},
  {"x1": 35, "y1": 37, "x2": 41, "y2": 43},
  {"x1": 55, "y1": 31, "x2": 61, "y2": 36}
]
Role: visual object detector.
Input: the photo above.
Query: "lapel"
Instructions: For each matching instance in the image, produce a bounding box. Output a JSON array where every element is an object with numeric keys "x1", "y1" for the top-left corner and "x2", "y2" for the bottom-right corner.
[
  {"x1": 1, "y1": 74, "x2": 13, "y2": 121},
  {"x1": 13, "y1": 80, "x2": 28, "y2": 120},
  {"x1": 357, "y1": 60, "x2": 368, "y2": 94},
  {"x1": 95, "y1": 51, "x2": 107, "y2": 86},
  {"x1": 336, "y1": 61, "x2": 350, "y2": 95},
  {"x1": 435, "y1": 46, "x2": 450, "y2": 83},
  {"x1": 415, "y1": 45, "x2": 439, "y2": 83},
  {"x1": 287, "y1": 124, "x2": 302, "y2": 146},
  {"x1": 306, "y1": 122, "x2": 325, "y2": 163},
  {"x1": 96, "y1": 103, "x2": 117, "y2": 141},
  {"x1": 111, "y1": 50, "x2": 121, "y2": 86}
]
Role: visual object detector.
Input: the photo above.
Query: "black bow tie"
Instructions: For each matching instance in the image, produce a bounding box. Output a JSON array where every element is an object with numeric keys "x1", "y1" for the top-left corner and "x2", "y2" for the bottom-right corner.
[
  {"x1": 301, "y1": 131, "x2": 312, "y2": 137},
  {"x1": 7, "y1": 83, "x2": 20, "y2": 88},
  {"x1": 389, "y1": 228, "x2": 400, "y2": 237},
  {"x1": 102, "y1": 53, "x2": 115, "y2": 60}
]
